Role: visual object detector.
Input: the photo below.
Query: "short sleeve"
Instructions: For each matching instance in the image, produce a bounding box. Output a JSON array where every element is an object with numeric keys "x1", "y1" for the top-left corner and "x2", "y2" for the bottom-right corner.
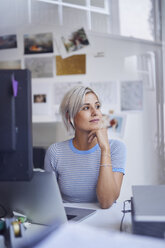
[
  {"x1": 110, "y1": 140, "x2": 126, "y2": 174},
  {"x1": 44, "y1": 143, "x2": 58, "y2": 178}
]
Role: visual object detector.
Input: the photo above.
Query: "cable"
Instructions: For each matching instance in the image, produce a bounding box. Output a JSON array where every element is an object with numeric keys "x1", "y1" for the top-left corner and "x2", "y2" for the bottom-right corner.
[{"x1": 120, "y1": 199, "x2": 132, "y2": 232}]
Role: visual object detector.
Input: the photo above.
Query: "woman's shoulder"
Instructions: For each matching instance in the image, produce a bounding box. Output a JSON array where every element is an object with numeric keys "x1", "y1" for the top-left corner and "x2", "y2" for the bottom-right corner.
[
  {"x1": 109, "y1": 139, "x2": 126, "y2": 153},
  {"x1": 109, "y1": 139, "x2": 126, "y2": 171},
  {"x1": 47, "y1": 139, "x2": 71, "y2": 153}
]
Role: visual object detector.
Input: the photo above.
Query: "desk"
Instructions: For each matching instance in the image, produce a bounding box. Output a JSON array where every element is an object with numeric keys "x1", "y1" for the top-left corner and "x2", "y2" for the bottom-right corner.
[
  {"x1": 24, "y1": 201, "x2": 130, "y2": 235},
  {"x1": 2, "y1": 202, "x2": 165, "y2": 248},
  {"x1": 64, "y1": 201, "x2": 132, "y2": 233},
  {"x1": 30, "y1": 202, "x2": 165, "y2": 248}
]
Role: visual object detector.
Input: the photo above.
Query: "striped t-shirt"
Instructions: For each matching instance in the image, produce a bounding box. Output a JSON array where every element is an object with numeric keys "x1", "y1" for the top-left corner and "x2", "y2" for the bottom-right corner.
[{"x1": 44, "y1": 139, "x2": 126, "y2": 203}]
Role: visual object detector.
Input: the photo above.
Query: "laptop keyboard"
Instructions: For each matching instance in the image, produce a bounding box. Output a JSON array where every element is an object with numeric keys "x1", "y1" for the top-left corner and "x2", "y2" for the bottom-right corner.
[{"x1": 66, "y1": 214, "x2": 77, "y2": 220}]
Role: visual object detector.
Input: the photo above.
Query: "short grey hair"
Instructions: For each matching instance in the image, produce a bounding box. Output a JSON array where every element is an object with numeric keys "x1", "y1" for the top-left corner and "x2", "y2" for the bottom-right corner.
[{"x1": 59, "y1": 85, "x2": 98, "y2": 132}]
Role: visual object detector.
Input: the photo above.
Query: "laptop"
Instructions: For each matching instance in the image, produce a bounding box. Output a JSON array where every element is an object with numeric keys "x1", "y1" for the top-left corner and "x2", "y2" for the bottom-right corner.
[
  {"x1": 65, "y1": 206, "x2": 96, "y2": 222},
  {"x1": 0, "y1": 171, "x2": 96, "y2": 225}
]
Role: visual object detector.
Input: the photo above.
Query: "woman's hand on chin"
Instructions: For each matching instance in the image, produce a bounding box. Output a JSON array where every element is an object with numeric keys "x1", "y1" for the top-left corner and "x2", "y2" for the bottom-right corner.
[{"x1": 88, "y1": 127, "x2": 110, "y2": 152}]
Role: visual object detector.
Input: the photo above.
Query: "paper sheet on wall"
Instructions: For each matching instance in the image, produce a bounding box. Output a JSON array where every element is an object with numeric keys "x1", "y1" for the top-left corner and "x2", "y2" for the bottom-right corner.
[
  {"x1": 52, "y1": 82, "x2": 83, "y2": 121},
  {"x1": 53, "y1": 81, "x2": 117, "y2": 119},
  {"x1": 25, "y1": 57, "x2": 53, "y2": 78},
  {"x1": 120, "y1": 81, "x2": 143, "y2": 111},
  {"x1": 89, "y1": 81, "x2": 117, "y2": 106},
  {"x1": 0, "y1": 60, "x2": 21, "y2": 69},
  {"x1": 54, "y1": 81, "x2": 83, "y2": 105},
  {"x1": 56, "y1": 55, "x2": 86, "y2": 75}
]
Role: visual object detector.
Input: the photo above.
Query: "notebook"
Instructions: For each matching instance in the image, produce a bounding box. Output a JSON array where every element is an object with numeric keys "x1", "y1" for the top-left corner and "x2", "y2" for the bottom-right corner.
[
  {"x1": 0, "y1": 171, "x2": 96, "y2": 225},
  {"x1": 132, "y1": 185, "x2": 165, "y2": 222}
]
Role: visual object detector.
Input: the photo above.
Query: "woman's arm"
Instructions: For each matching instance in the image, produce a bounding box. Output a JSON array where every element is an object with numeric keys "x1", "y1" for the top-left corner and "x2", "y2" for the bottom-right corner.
[
  {"x1": 97, "y1": 148, "x2": 123, "y2": 209},
  {"x1": 88, "y1": 128, "x2": 124, "y2": 209},
  {"x1": 44, "y1": 145, "x2": 58, "y2": 178}
]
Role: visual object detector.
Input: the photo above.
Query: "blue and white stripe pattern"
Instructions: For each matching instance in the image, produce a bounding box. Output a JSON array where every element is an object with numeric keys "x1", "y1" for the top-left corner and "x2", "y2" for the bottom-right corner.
[{"x1": 44, "y1": 139, "x2": 126, "y2": 203}]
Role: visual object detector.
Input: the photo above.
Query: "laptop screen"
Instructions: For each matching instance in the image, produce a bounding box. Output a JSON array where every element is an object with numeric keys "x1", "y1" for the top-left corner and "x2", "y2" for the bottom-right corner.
[{"x1": 0, "y1": 171, "x2": 67, "y2": 225}]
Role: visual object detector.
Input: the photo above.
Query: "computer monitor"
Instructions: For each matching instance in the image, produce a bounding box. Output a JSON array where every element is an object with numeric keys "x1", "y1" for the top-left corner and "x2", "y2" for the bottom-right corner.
[{"x1": 0, "y1": 69, "x2": 33, "y2": 181}]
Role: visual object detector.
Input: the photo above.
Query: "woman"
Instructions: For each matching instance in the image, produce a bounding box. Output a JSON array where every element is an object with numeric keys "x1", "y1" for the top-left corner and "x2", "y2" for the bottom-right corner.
[{"x1": 44, "y1": 86, "x2": 126, "y2": 209}]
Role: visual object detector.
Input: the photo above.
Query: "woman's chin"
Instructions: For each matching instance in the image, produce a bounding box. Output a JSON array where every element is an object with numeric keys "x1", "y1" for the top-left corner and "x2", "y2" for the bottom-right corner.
[{"x1": 88, "y1": 125, "x2": 100, "y2": 131}]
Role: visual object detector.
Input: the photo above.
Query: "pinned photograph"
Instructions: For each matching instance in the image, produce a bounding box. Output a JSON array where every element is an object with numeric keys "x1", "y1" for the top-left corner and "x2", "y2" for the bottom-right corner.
[
  {"x1": 0, "y1": 34, "x2": 17, "y2": 50},
  {"x1": 102, "y1": 114, "x2": 126, "y2": 138},
  {"x1": 32, "y1": 82, "x2": 52, "y2": 116},
  {"x1": 34, "y1": 94, "x2": 46, "y2": 103},
  {"x1": 58, "y1": 28, "x2": 89, "y2": 58},
  {"x1": 62, "y1": 28, "x2": 89, "y2": 52},
  {"x1": 24, "y1": 33, "x2": 53, "y2": 54}
]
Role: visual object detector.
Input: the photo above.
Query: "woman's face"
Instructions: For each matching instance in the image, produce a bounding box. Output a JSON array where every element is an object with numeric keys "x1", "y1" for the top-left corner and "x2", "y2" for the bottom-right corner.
[{"x1": 74, "y1": 92, "x2": 102, "y2": 132}]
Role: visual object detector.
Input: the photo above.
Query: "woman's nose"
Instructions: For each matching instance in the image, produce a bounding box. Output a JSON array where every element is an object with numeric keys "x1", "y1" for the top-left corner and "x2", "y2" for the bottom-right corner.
[{"x1": 91, "y1": 107, "x2": 97, "y2": 116}]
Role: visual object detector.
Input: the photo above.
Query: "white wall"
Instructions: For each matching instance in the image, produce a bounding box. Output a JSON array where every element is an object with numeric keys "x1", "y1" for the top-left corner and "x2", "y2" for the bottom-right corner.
[
  {"x1": 0, "y1": 19, "x2": 164, "y2": 202},
  {"x1": 162, "y1": 0, "x2": 165, "y2": 100}
]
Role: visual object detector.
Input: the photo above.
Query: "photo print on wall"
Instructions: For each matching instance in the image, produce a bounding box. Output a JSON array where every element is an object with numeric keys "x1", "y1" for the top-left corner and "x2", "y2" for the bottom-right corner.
[
  {"x1": 0, "y1": 34, "x2": 17, "y2": 50},
  {"x1": 57, "y1": 27, "x2": 90, "y2": 58},
  {"x1": 24, "y1": 33, "x2": 53, "y2": 55},
  {"x1": 102, "y1": 114, "x2": 126, "y2": 138}
]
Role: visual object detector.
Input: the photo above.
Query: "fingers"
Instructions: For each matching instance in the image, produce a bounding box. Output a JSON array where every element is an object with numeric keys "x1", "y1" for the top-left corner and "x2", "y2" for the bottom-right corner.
[
  {"x1": 88, "y1": 131, "x2": 96, "y2": 143},
  {"x1": 88, "y1": 128, "x2": 109, "y2": 145}
]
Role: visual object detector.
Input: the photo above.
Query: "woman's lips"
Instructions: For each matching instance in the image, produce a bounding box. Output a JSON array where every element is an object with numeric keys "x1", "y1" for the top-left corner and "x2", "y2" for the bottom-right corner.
[{"x1": 89, "y1": 119, "x2": 100, "y2": 123}]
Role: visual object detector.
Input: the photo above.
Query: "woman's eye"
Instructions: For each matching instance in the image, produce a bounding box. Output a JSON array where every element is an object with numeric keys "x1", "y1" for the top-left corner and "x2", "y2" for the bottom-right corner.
[
  {"x1": 83, "y1": 106, "x2": 89, "y2": 110},
  {"x1": 96, "y1": 105, "x2": 101, "y2": 109}
]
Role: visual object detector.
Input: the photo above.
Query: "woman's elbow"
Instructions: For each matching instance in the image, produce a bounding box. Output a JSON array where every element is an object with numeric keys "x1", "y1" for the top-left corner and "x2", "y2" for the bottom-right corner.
[
  {"x1": 98, "y1": 192, "x2": 120, "y2": 209},
  {"x1": 100, "y1": 201, "x2": 113, "y2": 209}
]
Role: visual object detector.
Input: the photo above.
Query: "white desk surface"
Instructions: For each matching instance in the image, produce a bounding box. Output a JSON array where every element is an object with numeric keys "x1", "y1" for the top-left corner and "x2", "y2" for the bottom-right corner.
[
  {"x1": 26, "y1": 201, "x2": 129, "y2": 233},
  {"x1": 31, "y1": 202, "x2": 165, "y2": 248},
  {"x1": 11, "y1": 202, "x2": 165, "y2": 248},
  {"x1": 64, "y1": 201, "x2": 132, "y2": 233},
  {"x1": 25, "y1": 200, "x2": 132, "y2": 236}
]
